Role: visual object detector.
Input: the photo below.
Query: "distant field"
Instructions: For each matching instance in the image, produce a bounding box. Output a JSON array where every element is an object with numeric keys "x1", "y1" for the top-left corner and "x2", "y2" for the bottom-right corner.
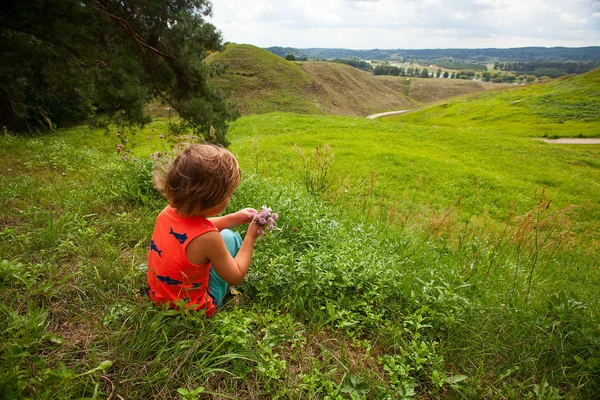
[{"x1": 376, "y1": 75, "x2": 514, "y2": 104}]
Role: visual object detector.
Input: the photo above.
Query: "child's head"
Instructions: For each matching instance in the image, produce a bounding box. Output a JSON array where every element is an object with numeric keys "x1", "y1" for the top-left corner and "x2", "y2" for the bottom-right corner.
[{"x1": 154, "y1": 144, "x2": 241, "y2": 217}]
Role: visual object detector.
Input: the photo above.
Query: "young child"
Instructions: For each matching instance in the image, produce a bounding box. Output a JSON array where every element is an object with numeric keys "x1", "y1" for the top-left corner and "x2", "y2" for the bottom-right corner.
[{"x1": 147, "y1": 144, "x2": 259, "y2": 316}]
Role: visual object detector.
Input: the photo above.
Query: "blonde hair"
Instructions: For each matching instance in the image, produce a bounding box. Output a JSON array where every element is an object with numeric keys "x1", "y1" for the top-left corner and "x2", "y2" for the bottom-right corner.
[{"x1": 154, "y1": 144, "x2": 241, "y2": 217}]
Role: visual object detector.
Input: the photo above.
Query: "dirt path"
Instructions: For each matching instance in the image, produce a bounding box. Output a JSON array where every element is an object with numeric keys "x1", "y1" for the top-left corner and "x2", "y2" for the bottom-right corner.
[
  {"x1": 366, "y1": 110, "x2": 410, "y2": 119},
  {"x1": 535, "y1": 138, "x2": 600, "y2": 144},
  {"x1": 364, "y1": 112, "x2": 600, "y2": 145}
]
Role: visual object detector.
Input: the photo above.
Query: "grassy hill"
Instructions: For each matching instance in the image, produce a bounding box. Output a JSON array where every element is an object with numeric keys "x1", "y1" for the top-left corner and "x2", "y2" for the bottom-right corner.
[
  {"x1": 396, "y1": 68, "x2": 600, "y2": 138},
  {"x1": 207, "y1": 44, "x2": 511, "y2": 116},
  {"x1": 296, "y1": 61, "x2": 416, "y2": 115},
  {"x1": 206, "y1": 44, "x2": 323, "y2": 115}
]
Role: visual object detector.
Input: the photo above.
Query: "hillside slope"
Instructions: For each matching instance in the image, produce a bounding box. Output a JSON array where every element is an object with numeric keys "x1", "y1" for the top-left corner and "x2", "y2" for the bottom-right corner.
[
  {"x1": 207, "y1": 44, "x2": 558, "y2": 118},
  {"x1": 296, "y1": 61, "x2": 417, "y2": 115},
  {"x1": 207, "y1": 44, "x2": 415, "y2": 116},
  {"x1": 395, "y1": 68, "x2": 600, "y2": 137},
  {"x1": 206, "y1": 44, "x2": 323, "y2": 115}
]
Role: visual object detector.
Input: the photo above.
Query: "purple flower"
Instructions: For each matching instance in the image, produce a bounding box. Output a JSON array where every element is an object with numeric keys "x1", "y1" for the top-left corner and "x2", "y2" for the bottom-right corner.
[{"x1": 251, "y1": 204, "x2": 280, "y2": 236}]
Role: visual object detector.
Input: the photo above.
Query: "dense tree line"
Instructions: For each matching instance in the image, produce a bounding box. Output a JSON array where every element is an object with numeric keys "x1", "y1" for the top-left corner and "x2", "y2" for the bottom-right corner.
[
  {"x1": 330, "y1": 58, "x2": 373, "y2": 72},
  {"x1": 373, "y1": 65, "x2": 430, "y2": 78},
  {"x1": 284, "y1": 54, "x2": 308, "y2": 61},
  {"x1": 0, "y1": 0, "x2": 238, "y2": 145},
  {"x1": 493, "y1": 61, "x2": 599, "y2": 77}
]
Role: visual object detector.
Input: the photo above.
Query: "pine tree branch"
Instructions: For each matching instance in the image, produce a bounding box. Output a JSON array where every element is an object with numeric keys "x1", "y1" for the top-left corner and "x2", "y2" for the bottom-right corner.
[
  {"x1": 94, "y1": 0, "x2": 183, "y2": 117},
  {"x1": 94, "y1": 0, "x2": 175, "y2": 60}
]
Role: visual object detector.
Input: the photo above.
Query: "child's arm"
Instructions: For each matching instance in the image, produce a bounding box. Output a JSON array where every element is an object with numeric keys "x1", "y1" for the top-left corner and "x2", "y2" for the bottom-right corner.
[
  {"x1": 186, "y1": 222, "x2": 259, "y2": 285},
  {"x1": 208, "y1": 208, "x2": 256, "y2": 231}
]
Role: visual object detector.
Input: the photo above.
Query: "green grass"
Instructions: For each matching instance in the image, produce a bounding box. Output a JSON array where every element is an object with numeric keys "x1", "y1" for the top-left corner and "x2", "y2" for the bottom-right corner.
[
  {"x1": 1, "y1": 70, "x2": 599, "y2": 399},
  {"x1": 228, "y1": 113, "x2": 600, "y2": 239}
]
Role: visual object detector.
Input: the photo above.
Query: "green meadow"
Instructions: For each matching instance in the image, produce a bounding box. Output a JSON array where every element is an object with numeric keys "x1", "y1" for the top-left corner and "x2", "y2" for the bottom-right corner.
[{"x1": 1, "y1": 70, "x2": 599, "y2": 399}]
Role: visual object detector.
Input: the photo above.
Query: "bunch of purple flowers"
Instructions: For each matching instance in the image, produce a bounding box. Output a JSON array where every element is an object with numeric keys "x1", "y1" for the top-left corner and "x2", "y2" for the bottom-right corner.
[{"x1": 249, "y1": 206, "x2": 279, "y2": 236}]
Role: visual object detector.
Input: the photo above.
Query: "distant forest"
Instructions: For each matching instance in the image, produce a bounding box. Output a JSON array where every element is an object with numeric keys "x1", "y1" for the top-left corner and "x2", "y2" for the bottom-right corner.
[
  {"x1": 266, "y1": 46, "x2": 600, "y2": 63},
  {"x1": 493, "y1": 61, "x2": 600, "y2": 78}
]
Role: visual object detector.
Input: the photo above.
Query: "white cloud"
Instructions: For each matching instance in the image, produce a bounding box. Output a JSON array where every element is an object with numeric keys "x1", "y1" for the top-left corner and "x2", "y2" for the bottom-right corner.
[
  {"x1": 561, "y1": 13, "x2": 587, "y2": 24},
  {"x1": 208, "y1": 0, "x2": 600, "y2": 49}
]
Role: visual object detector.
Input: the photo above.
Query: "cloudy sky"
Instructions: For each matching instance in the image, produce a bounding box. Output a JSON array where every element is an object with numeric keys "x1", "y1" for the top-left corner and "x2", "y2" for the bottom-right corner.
[{"x1": 208, "y1": 0, "x2": 600, "y2": 49}]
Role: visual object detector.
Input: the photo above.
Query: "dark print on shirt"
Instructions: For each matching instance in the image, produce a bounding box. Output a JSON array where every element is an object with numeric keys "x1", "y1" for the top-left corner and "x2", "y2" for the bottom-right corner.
[
  {"x1": 169, "y1": 227, "x2": 188, "y2": 244},
  {"x1": 150, "y1": 240, "x2": 163, "y2": 257},
  {"x1": 157, "y1": 275, "x2": 183, "y2": 285}
]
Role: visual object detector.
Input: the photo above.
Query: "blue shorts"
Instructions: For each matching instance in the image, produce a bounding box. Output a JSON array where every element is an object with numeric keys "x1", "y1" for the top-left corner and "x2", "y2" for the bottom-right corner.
[{"x1": 208, "y1": 229, "x2": 242, "y2": 307}]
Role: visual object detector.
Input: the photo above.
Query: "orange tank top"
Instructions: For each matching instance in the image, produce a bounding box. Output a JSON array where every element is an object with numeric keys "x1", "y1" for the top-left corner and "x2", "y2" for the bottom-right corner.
[{"x1": 147, "y1": 205, "x2": 219, "y2": 316}]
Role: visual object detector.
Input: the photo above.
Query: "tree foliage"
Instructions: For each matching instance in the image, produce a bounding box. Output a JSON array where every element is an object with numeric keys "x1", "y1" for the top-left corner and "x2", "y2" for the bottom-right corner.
[
  {"x1": 494, "y1": 61, "x2": 599, "y2": 78},
  {"x1": 0, "y1": 0, "x2": 238, "y2": 145},
  {"x1": 373, "y1": 65, "x2": 400, "y2": 76},
  {"x1": 330, "y1": 58, "x2": 373, "y2": 72}
]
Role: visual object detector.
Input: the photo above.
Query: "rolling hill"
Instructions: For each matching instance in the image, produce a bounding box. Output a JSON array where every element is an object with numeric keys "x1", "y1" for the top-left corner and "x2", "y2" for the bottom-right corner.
[
  {"x1": 395, "y1": 67, "x2": 600, "y2": 137},
  {"x1": 206, "y1": 44, "x2": 323, "y2": 115},
  {"x1": 206, "y1": 44, "x2": 511, "y2": 117},
  {"x1": 296, "y1": 61, "x2": 417, "y2": 115}
]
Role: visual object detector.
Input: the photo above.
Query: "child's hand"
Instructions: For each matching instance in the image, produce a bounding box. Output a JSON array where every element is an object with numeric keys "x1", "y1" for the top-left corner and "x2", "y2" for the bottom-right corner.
[
  {"x1": 235, "y1": 208, "x2": 257, "y2": 225},
  {"x1": 246, "y1": 219, "x2": 261, "y2": 239}
]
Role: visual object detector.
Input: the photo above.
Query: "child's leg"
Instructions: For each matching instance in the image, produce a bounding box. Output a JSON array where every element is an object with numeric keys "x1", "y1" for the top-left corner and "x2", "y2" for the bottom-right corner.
[{"x1": 208, "y1": 229, "x2": 242, "y2": 307}]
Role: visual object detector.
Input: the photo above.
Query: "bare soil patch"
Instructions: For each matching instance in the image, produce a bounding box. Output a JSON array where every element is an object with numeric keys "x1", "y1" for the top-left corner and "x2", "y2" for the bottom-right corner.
[
  {"x1": 535, "y1": 138, "x2": 600, "y2": 144},
  {"x1": 366, "y1": 110, "x2": 410, "y2": 119}
]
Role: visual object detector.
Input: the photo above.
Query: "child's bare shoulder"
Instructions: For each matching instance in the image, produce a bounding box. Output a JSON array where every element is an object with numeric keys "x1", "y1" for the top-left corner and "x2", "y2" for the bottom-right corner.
[{"x1": 186, "y1": 231, "x2": 223, "y2": 265}]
